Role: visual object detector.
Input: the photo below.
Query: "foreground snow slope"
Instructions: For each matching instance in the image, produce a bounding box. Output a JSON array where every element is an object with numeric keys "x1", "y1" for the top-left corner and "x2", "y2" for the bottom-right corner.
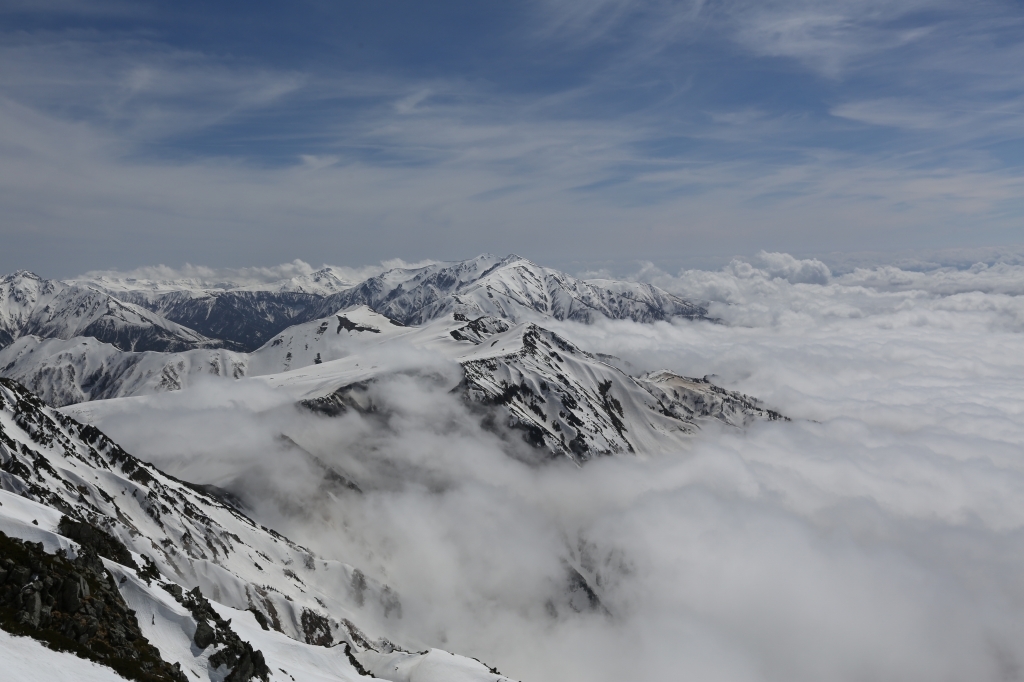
[
  {"x1": 0, "y1": 377, "x2": 514, "y2": 682},
  {"x1": 0, "y1": 628, "x2": 133, "y2": 682},
  {"x1": 0, "y1": 377, "x2": 389, "y2": 645}
]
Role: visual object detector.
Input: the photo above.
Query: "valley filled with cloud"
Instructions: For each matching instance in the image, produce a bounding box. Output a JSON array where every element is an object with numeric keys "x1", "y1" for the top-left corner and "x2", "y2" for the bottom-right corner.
[{"x1": 67, "y1": 252, "x2": 1024, "y2": 682}]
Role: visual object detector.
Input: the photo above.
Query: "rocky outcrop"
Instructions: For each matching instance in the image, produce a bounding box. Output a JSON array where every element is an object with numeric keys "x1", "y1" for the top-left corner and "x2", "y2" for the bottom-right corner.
[
  {"x1": 160, "y1": 582, "x2": 270, "y2": 682},
  {"x1": 0, "y1": 529, "x2": 186, "y2": 682}
]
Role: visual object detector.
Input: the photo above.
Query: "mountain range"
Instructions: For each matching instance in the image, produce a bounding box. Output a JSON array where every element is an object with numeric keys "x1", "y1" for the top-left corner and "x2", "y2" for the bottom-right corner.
[{"x1": 0, "y1": 255, "x2": 782, "y2": 682}]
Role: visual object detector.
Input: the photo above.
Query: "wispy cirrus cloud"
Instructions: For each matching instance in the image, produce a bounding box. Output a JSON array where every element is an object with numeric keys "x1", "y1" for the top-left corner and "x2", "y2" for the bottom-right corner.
[{"x1": 1, "y1": 2, "x2": 1024, "y2": 275}]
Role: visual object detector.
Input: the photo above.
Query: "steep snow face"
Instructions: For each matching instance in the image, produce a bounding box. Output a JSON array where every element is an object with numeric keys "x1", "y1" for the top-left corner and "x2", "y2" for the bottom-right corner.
[
  {"x1": 454, "y1": 324, "x2": 783, "y2": 461},
  {"x1": 310, "y1": 255, "x2": 707, "y2": 326},
  {"x1": 0, "y1": 377, "x2": 391, "y2": 645},
  {"x1": 0, "y1": 272, "x2": 220, "y2": 353},
  {"x1": 457, "y1": 324, "x2": 695, "y2": 459},
  {"x1": 0, "y1": 378, "x2": 517, "y2": 682},
  {"x1": 0, "y1": 271, "x2": 61, "y2": 344}
]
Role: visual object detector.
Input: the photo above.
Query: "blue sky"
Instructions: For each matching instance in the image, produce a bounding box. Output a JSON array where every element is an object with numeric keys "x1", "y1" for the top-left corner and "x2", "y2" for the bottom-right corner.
[{"x1": 2, "y1": 0, "x2": 1023, "y2": 276}]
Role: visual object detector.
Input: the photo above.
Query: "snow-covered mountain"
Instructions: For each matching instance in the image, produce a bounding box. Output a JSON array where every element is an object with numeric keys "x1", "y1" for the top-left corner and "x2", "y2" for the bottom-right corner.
[
  {"x1": 76, "y1": 267, "x2": 370, "y2": 351},
  {"x1": 0, "y1": 257, "x2": 785, "y2": 681},
  {"x1": 108, "y1": 290, "x2": 324, "y2": 353},
  {"x1": 2, "y1": 304, "x2": 781, "y2": 461},
  {"x1": 306, "y1": 255, "x2": 707, "y2": 326},
  {"x1": 283, "y1": 314, "x2": 783, "y2": 462},
  {"x1": 0, "y1": 376, "x2": 515, "y2": 682},
  {"x1": 0, "y1": 272, "x2": 225, "y2": 354},
  {"x1": 78, "y1": 266, "x2": 359, "y2": 298},
  {"x1": 68, "y1": 255, "x2": 707, "y2": 351},
  {"x1": 0, "y1": 336, "x2": 247, "y2": 406},
  {"x1": 0, "y1": 307, "x2": 404, "y2": 407},
  {"x1": 0, "y1": 258, "x2": 761, "y2": 465}
]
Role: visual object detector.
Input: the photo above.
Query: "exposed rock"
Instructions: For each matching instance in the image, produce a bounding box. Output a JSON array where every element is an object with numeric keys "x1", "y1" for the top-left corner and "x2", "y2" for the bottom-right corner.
[
  {"x1": 160, "y1": 584, "x2": 269, "y2": 682},
  {"x1": 0, "y1": 530, "x2": 186, "y2": 682},
  {"x1": 193, "y1": 619, "x2": 215, "y2": 649}
]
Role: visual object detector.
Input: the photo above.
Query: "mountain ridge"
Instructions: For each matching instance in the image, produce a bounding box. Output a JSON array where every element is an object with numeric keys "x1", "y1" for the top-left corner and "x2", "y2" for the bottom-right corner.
[
  {"x1": 58, "y1": 255, "x2": 708, "y2": 351},
  {"x1": 0, "y1": 271, "x2": 231, "y2": 354}
]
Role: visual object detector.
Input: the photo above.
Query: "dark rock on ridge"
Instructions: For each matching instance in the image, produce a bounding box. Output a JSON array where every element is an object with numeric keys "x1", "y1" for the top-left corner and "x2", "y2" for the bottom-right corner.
[{"x1": 160, "y1": 582, "x2": 270, "y2": 682}]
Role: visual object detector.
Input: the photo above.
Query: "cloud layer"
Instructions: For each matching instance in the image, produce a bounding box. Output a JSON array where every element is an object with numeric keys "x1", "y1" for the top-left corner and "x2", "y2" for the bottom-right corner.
[
  {"x1": 75, "y1": 257, "x2": 439, "y2": 290},
  {"x1": 76, "y1": 250, "x2": 1024, "y2": 682}
]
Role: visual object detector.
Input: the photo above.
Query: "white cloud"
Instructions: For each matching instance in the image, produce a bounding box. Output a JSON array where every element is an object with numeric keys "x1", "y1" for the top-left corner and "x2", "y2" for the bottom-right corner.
[
  {"x1": 756, "y1": 250, "x2": 831, "y2": 284},
  {"x1": 76, "y1": 249, "x2": 1024, "y2": 682},
  {"x1": 0, "y1": 39, "x2": 305, "y2": 142},
  {"x1": 3, "y1": 3, "x2": 1024, "y2": 274},
  {"x1": 730, "y1": 1, "x2": 938, "y2": 77},
  {"x1": 75, "y1": 257, "x2": 443, "y2": 290}
]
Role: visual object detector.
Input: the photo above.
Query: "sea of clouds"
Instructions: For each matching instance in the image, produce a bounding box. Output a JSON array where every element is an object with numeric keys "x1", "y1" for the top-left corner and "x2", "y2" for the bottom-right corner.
[
  {"x1": 80, "y1": 251, "x2": 1024, "y2": 682},
  {"x1": 74, "y1": 257, "x2": 440, "y2": 290}
]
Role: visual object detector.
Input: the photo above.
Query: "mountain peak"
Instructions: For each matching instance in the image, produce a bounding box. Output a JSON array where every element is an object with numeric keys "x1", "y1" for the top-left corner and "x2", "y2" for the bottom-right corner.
[{"x1": 1, "y1": 269, "x2": 46, "y2": 284}]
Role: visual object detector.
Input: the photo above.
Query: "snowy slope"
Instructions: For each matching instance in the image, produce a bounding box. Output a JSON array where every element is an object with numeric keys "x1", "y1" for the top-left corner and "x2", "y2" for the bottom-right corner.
[
  {"x1": 0, "y1": 377, "x2": 515, "y2": 682},
  {"x1": 0, "y1": 378, "x2": 388, "y2": 645},
  {"x1": 0, "y1": 272, "x2": 222, "y2": 353},
  {"x1": 0, "y1": 307, "x2": 408, "y2": 407},
  {"x1": 0, "y1": 336, "x2": 248, "y2": 406},
  {"x1": 0, "y1": 628, "x2": 134, "y2": 682},
  {"x1": 245, "y1": 306, "x2": 413, "y2": 375},
  {"x1": 253, "y1": 314, "x2": 782, "y2": 462}
]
